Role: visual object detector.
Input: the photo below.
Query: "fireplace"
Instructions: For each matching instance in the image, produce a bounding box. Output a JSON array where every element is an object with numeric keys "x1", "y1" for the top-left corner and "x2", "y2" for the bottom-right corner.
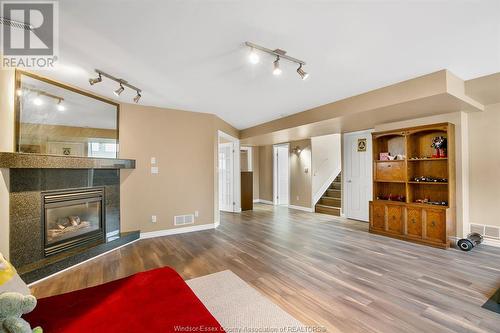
[{"x1": 42, "y1": 187, "x2": 105, "y2": 257}]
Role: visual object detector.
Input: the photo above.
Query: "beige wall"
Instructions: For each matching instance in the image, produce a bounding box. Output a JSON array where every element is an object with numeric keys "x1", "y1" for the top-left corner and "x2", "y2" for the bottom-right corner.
[
  {"x1": 0, "y1": 70, "x2": 14, "y2": 258},
  {"x1": 119, "y1": 103, "x2": 237, "y2": 233},
  {"x1": 289, "y1": 139, "x2": 312, "y2": 208},
  {"x1": 468, "y1": 103, "x2": 500, "y2": 228},
  {"x1": 258, "y1": 145, "x2": 274, "y2": 202},
  {"x1": 311, "y1": 134, "x2": 341, "y2": 204}
]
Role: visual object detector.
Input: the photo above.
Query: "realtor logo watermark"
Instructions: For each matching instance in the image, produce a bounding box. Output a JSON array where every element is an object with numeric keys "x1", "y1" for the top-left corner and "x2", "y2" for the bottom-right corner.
[{"x1": 1, "y1": 1, "x2": 59, "y2": 69}]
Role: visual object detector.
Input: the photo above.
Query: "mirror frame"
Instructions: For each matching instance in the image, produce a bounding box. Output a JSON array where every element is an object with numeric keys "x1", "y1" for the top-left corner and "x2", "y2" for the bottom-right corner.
[{"x1": 14, "y1": 69, "x2": 120, "y2": 157}]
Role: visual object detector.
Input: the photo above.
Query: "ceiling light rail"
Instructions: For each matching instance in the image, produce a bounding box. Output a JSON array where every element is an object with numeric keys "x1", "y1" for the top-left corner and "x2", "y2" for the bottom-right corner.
[
  {"x1": 245, "y1": 41, "x2": 309, "y2": 80},
  {"x1": 89, "y1": 69, "x2": 142, "y2": 103}
]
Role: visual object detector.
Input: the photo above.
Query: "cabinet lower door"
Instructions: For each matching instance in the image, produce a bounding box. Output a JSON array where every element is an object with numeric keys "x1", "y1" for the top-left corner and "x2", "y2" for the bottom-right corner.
[
  {"x1": 387, "y1": 205, "x2": 402, "y2": 234},
  {"x1": 371, "y1": 203, "x2": 385, "y2": 230},
  {"x1": 406, "y1": 208, "x2": 422, "y2": 239},
  {"x1": 424, "y1": 209, "x2": 446, "y2": 243}
]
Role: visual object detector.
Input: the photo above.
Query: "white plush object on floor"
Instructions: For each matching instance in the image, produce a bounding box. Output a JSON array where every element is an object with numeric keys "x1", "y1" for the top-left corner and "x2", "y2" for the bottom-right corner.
[{"x1": 187, "y1": 270, "x2": 305, "y2": 331}]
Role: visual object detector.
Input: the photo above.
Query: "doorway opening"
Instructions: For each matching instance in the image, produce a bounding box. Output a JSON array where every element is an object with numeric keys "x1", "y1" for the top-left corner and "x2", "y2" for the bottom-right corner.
[
  {"x1": 273, "y1": 143, "x2": 290, "y2": 206},
  {"x1": 218, "y1": 131, "x2": 240, "y2": 214}
]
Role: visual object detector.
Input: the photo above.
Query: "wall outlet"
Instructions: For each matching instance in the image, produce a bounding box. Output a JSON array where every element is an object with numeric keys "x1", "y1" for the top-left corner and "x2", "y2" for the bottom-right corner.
[
  {"x1": 194, "y1": 210, "x2": 199, "y2": 217},
  {"x1": 151, "y1": 215, "x2": 157, "y2": 223},
  {"x1": 151, "y1": 166, "x2": 159, "y2": 174},
  {"x1": 296, "y1": 196, "x2": 299, "y2": 201},
  {"x1": 151, "y1": 157, "x2": 157, "y2": 164}
]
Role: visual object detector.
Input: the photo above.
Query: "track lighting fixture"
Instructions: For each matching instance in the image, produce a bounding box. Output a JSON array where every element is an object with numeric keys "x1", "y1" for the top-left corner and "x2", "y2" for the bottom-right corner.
[
  {"x1": 297, "y1": 64, "x2": 309, "y2": 80},
  {"x1": 33, "y1": 97, "x2": 43, "y2": 106},
  {"x1": 56, "y1": 99, "x2": 65, "y2": 111},
  {"x1": 248, "y1": 48, "x2": 260, "y2": 64},
  {"x1": 89, "y1": 74, "x2": 102, "y2": 85},
  {"x1": 114, "y1": 84, "x2": 125, "y2": 96},
  {"x1": 273, "y1": 56, "x2": 282, "y2": 76},
  {"x1": 89, "y1": 69, "x2": 143, "y2": 103},
  {"x1": 245, "y1": 41, "x2": 308, "y2": 80},
  {"x1": 133, "y1": 91, "x2": 141, "y2": 103}
]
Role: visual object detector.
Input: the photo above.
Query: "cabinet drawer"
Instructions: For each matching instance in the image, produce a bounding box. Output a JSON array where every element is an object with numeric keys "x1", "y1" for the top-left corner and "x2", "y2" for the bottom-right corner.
[
  {"x1": 371, "y1": 203, "x2": 385, "y2": 230},
  {"x1": 424, "y1": 209, "x2": 446, "y2": 242},
  {"x1": 375, "y1": 162, "x2": 405, "y2": 181},
  {"x1": 387, "y1": 205, "x2": 402, "y2": 234},
  {"x1": 406, "y1": 208, "x2": 422, "y2": 238}
]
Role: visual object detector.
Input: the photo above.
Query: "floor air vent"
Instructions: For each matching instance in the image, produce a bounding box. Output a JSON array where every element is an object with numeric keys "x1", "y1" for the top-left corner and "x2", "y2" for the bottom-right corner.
[
  {"x1": 470, "y1": 224, "x2": 500, "y2": 240},
  {"x1": 174, "y1": 214, "x2": 194, "y2": 226}
]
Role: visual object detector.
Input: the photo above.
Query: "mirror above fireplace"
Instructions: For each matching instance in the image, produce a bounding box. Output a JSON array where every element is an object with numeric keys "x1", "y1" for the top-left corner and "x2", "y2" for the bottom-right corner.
[{"x1": 15, "y1": 70, "x2": 119, "y2": 158}]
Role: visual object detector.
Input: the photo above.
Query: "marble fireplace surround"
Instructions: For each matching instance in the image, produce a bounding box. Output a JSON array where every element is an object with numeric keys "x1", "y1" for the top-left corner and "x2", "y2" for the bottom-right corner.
[{"x1": 0, "y1": 152, "x2": 137, "y2": 283}]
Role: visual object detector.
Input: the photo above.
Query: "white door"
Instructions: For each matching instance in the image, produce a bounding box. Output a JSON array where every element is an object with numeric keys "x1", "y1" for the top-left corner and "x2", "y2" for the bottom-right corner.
[
  {"x1": 343, "y1": 131, "x2": 373, "y2": 221},
  {"x1": 219, "y1": 142, "x2": 234, "y2": 212},
  {"x1": 273, "y1": 145, "x2": 289, "y2": 205}
]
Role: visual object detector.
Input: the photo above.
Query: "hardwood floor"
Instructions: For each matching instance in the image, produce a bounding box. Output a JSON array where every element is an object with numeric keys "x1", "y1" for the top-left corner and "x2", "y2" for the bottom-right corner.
[{"x1": 31, "y1": 204, "x2": 500, "y2": 332}]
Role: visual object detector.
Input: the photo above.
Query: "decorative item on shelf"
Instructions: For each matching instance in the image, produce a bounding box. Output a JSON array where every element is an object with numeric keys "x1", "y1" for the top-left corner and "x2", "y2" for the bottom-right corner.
[
  {"x1": 431, "y1": 136, "x2": 447, "y2": 158},
  {"x1": 395, "y1": 154, "x2": 405, "y2": 160},
  {"x1": 414, "y1": 198, "x2": 448, "y2": 206},
  {"x1": 376, "y1": 193, "x2": 405, "y2": 202},
  {"x1": 411, "y1": 176, "x2": 448, "y2": 183},
  {"x1": 379, "y1": 152, "x2": 390, "y2": 161}
]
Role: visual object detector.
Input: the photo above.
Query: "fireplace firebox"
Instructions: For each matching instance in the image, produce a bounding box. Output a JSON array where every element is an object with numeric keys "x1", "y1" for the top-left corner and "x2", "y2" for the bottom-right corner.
[{"x1": 42, "y1": 187, "x2": 105, "y2": 257}]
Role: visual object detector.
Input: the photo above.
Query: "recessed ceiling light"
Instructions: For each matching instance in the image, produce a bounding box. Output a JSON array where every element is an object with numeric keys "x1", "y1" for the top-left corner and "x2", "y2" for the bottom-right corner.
[
  {"x1": 273, "y1": 56, "x2": 282, "y2": 76},
  {"x1": 248, "y1": 48, "x2": 260, "y2": 64}
]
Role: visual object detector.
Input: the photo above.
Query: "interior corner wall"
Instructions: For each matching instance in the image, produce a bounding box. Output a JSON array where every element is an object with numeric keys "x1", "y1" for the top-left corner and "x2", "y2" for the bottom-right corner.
[
  {"x1": 468, "y1": 102, "x2": 500, "y2": 228},
  {"x1": 374, "y1": 111, "x2": 469, "y2": 238},
  {"x1": 258, "y1": 145, "x2": 274, "y2": 202},
  {"x1": 119, "y1": 103, "x2": 234, "y2": 233},
  {"x1": 289, "y1": 139, "x2": 312, "y2": 208},
  {"x1": 0, "y1": 69, "x2": 14, "y2": 258}
]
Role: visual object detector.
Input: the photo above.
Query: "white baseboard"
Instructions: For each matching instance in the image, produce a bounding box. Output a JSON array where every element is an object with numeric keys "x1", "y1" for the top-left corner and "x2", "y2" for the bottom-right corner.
[
  {"x1": 254, "y1": 199, "x2": 274, "y2": 205},
  {"x1": 252, "y1": 199, "x2": 259, "y2": 203},
  {"x1": 483, "y1": 238, "x2": 500, "y2": 248},
  {"x1": 28, "y1": 238, "x2": 140, "y2": 287},
  {"x1": 288, "y1": 204, "x2": 314, "y2": 212},
  {"x1": 140, "y1": 223, "x2": 216, "y2": 239}
]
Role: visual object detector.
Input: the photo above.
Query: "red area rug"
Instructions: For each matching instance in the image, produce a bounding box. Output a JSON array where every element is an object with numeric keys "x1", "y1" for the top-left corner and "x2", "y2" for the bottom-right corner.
[{"x1": 25, "y1": 267, "x2": 225, "y2": 333}]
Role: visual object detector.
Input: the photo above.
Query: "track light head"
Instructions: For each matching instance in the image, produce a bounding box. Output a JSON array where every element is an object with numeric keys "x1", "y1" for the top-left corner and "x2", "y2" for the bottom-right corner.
[
  {"x1": 89, "y1": 74, "x2": 102, "y2": 85},
  {"x1": 56, "y1": 99, "x2": 65, "y2": 111},
  {"x1": 273, "y1": 56, "x2": 282, "y2": 76},
  {"x1": 133, "y1": 91, "x2": 142, "y2": 103},
  {"x1": 248, "y1": 48, "x2": 260, "y2": 64},
  {"x1": 297, "y1": 64, "x2": 309, "y2": 80},
  {"x1": 114, "y1": 84, "x2": 125, "y2": 96}
]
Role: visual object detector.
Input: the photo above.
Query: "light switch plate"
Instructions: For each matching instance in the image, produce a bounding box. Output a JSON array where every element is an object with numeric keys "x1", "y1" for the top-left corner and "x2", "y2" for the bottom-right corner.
[{"x1": 151, "y1": 215, "x2": 157, "y2": 223}]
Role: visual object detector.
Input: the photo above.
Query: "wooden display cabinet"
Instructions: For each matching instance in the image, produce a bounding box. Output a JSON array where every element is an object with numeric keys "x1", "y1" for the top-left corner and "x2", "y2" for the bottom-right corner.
[{"x1": 369, "y1": 123, "x2": 456, "y2": 248}]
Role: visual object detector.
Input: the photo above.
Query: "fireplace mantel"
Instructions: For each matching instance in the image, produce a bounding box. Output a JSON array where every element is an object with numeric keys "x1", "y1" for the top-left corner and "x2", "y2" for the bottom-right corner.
[{"x1": 0, "y1": 152, "x2": 135, "y2": 169}]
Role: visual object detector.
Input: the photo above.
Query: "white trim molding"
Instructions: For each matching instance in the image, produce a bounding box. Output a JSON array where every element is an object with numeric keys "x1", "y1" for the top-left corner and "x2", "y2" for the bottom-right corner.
[
  {"x1": 140, "y1": 223, "x2": 216, "y2": 239},
  {"x1": 483, "y1": 238, "x2": 500, "y2": 248},
  {"x1": 288, "y1": 204, "x2": 314, "y2": 212}
]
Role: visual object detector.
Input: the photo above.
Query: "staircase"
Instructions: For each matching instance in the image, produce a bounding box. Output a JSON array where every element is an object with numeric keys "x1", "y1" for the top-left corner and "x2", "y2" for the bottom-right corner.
[{"x1": 315, "y1": 173, "x2": 342, "y2": 216}]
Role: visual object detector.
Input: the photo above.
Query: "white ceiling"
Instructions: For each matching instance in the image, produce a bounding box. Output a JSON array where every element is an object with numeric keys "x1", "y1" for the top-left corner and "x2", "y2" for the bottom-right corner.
[{"x1": 38, "y1": 0, "x2": 500, "y2": 130}]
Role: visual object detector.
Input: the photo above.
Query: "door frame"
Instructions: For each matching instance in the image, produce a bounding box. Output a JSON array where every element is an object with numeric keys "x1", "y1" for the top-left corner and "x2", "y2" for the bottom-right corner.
[
  {"x1": 273, "y1": 143, "x2": 290, "y2": 206},
  {"x1": 217, "y1": 130, "x2": 241, "y2": 214},
  {"x1": 342, "y1": 129, "x2": 373, "y2": 221}
]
